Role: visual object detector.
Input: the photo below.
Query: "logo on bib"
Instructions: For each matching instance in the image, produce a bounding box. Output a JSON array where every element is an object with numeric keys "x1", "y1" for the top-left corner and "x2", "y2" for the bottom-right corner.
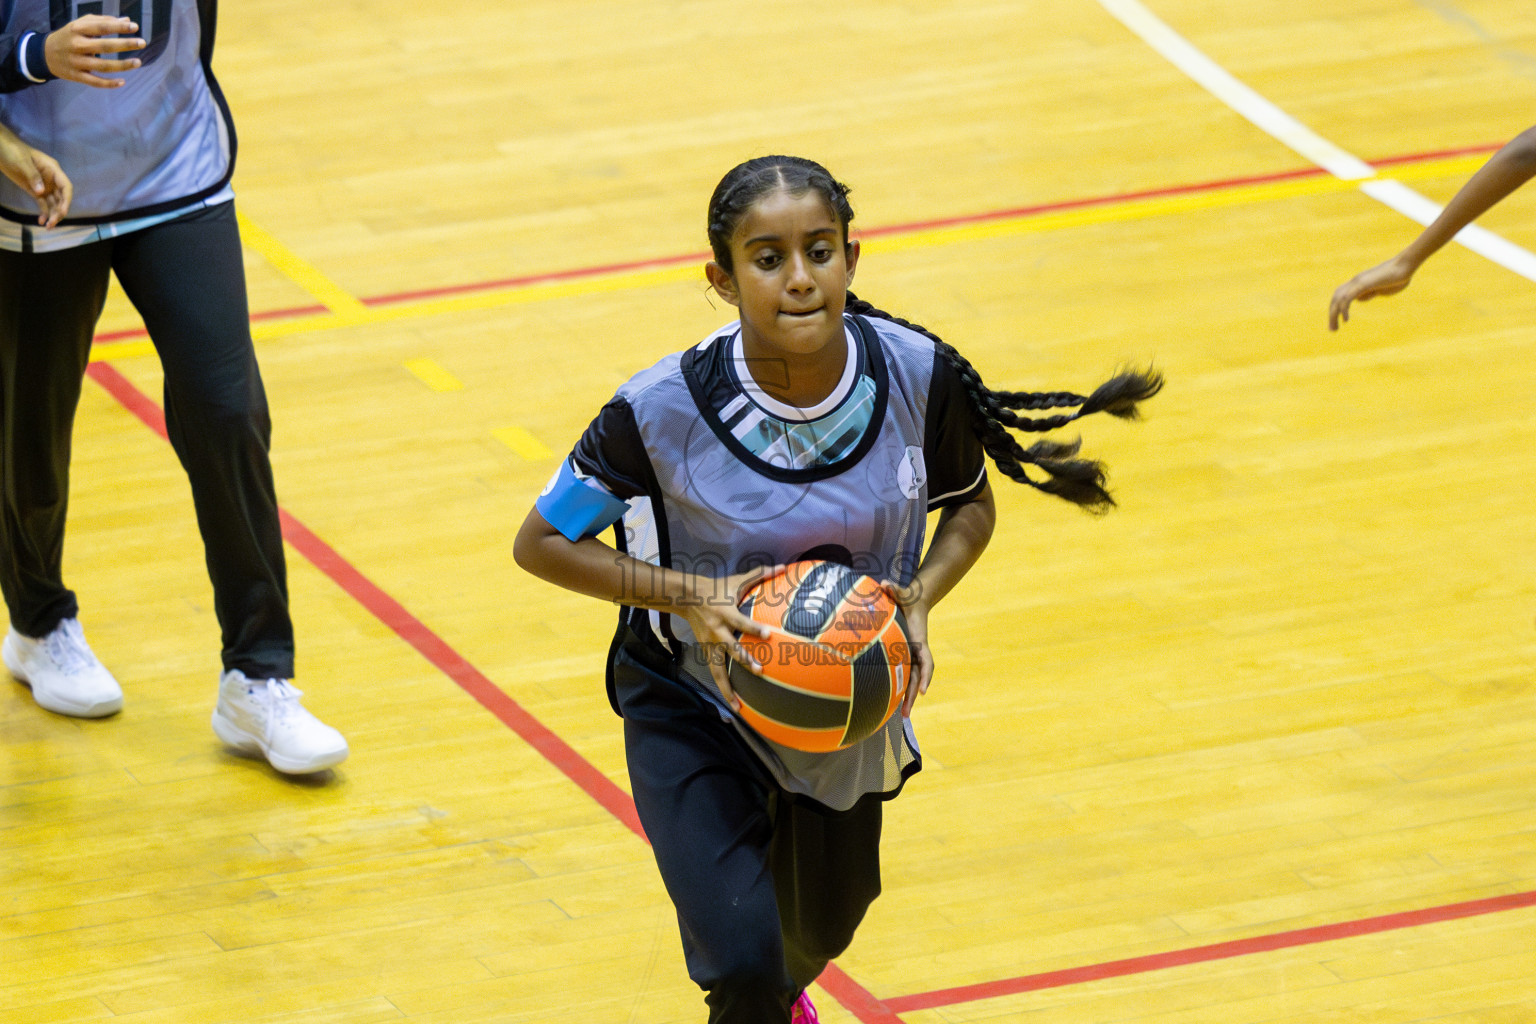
[{"x1": 897, "y1": 446, "x2": 926, "y2": 500}]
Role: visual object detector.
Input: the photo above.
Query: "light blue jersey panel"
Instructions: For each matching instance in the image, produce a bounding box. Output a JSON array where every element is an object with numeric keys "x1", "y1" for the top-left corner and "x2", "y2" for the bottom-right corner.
[
  {"x1": 0, "y1": 0, "x2": 233, "y2": 223},
  {"x1": 619, "y1": 318, "x2": 941, "y2": 809}
]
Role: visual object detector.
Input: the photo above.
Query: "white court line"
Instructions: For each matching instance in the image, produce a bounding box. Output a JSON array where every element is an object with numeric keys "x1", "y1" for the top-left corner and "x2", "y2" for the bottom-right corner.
[
  {"x1": 1096, "y1": 0, "x2": 1536, "y2": 283},
  {"x1": 1360, "y1": 178, "x2": 1536, "y2": 282}
]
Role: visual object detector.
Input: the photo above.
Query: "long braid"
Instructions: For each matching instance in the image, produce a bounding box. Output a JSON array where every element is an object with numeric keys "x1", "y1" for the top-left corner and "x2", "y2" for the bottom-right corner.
[
  {"x1": 845, "y1": 292, "x2": 1162, "y2": 512},
  {"x1": 701, "y1": 155, "x2": 1161, "y2": 511}
]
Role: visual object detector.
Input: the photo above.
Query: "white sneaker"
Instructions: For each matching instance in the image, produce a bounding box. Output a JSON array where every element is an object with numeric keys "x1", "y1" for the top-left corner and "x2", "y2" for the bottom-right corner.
[
  {"x1": 212, "y1": 670, "x2": 348, "y2": 774},
  {"x1": 3, "y1": 618, "x2": 124, "y2": 718}
]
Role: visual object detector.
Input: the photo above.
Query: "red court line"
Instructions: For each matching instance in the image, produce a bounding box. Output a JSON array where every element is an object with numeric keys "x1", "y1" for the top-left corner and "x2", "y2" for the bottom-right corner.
[
  {"x1": 88, "y1": 141, "x2": 1504, "y2": 348},
  {"x1": 349, "y1": 141, "x2": 1507, "y2": 302},
  {"x1": 885, "y1": 888, "x2": 1536, "y2": 1013},
  {"x1": 852, "y1": 164, "x2": 1330, "y2": 239},
  {"x1": 818, "y1": 964, "x2": 906, "y2": 1023},
  {"x1": 94, "y1": 302, "x2": 329, "y2": 344},
  {"x1": 275, "y1": 509, "x2": 647, "y2": 841},
  {"x1": 359, "y1": 252, "x2": 710, "y2": 308},
  {"x1": 84, "y1": 361, "x2": 645, "y2": 843},
  {"x1": 85, "y1": 360, "x2": 1536, "y2": 1022},
  {"x1": 84, "y1": 166, "x2": 1533, "y2": 1013},
  {"x1": 89, "y1": 349, "x2": 1536, "y2": 1022},
  {"x1": 1370, "y1": 142, "x2": 1507, "y2": 169},
  {"x1": 81, "y1": 359, "x2": 908, "y2": 1020}
]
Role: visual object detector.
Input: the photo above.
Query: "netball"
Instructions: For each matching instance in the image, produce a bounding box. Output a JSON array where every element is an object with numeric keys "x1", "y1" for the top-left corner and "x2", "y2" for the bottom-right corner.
[{"x1": 728, "y1": 560, "x2": 912, "y2": 753}]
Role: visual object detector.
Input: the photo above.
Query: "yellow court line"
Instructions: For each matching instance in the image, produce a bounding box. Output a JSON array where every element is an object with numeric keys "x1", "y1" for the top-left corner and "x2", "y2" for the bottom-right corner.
[
  {"x1": 1381, "y1": 153, "x2": 1490, "y2": 183},
  {"x1": 493, "y1": 425, "x2": 555, "y2": 460},
  {"x1": 870, "y1": 153, "x2": 1492, "y2": 256},
  {"x1": 92, "y1": 339, "x2": 156, "y2": 362},
  {"x1": 235, "y1": 211, "x2": 369, "y2": 316},
  {"x1": 87, "y1": 153, "x2": 1497, "y2": 365},
  {"x1": 248, "y1": 264, "x2": 701, "y2": 342},
  {"x1": 85, "y1": 265, "x2": 697, "y2": 362},
  {"x1": 236, "y1": 171, "x2": 1384, "y2": 342},
  {"x1": 868, "y1": 174, "x2": 1364, "y2": 254},
  {"x1": 404, "y1": 358, "x2": 465, "y2": 392}
]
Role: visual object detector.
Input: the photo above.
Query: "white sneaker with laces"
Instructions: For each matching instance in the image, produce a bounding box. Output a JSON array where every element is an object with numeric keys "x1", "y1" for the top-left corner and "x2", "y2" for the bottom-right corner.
[
  {"x1": 212, "y1": 670, "x2": 348, "y2": 774},
  {"x1": 3, "y1": 618, "x2": 124, "y2": 718}
]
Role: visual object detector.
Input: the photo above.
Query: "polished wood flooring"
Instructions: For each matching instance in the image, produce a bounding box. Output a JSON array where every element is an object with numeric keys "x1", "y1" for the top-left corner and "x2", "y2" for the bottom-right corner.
[{"x1": 4, "y1": 1, "x2": 1536, "y2": 1021}]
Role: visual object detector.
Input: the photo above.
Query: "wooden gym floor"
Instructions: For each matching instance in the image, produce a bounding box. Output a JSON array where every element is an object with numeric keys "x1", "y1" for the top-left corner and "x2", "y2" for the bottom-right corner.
[{"x1": 4, "y1": 1, "x2": 1536, "y2": 1021}]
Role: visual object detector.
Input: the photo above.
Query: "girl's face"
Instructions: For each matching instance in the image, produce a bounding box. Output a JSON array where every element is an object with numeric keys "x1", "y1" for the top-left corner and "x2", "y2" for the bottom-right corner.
[{"x1": 706, "y1": 188, "x2": 860, "y2": 361}]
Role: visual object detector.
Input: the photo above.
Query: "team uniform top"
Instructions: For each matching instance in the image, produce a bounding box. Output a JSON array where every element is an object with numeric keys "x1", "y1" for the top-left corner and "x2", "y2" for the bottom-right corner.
[
  {"x1": 539, "y1": 313, "x2": 986, "y2": 811},
  {"x1": 0, "y1": 0, "x2": 235, "y2": 252}
]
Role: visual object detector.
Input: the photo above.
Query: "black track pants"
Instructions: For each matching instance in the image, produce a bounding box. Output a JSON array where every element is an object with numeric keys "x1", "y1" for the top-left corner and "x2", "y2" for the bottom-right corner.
[
  {"x1": 615, "y1": 643, "x2": 884, "y2": 1024},
  {"x1": 0, "y1": 201, "x2": 294, "y2": 677}
]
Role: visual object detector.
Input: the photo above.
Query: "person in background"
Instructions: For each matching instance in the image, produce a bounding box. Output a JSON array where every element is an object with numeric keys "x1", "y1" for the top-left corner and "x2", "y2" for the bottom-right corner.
[
  {"x1": 0, "y1": 3, "x2": 347, "y2": 775},
  {"x1": 1330, "y1": 125, "x2": 1536, "y2": 329}
]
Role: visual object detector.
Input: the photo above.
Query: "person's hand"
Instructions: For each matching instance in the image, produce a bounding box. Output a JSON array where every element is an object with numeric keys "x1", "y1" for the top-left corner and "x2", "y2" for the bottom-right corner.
[
  {"x1": 1329, "y1": 255, "x2": 1417, "y2": 330},
  {"x1": 678, "y1": 564, "x2": 780, "y2": 710},
  {"x1": 45, "y1": 15, "x2": 146, "y2": 88},
  {"x1": 879, "y1": 578, "x2": 933, "y2": 717},
  {"x1": 0, "y1": 134, "x2": 72, "y2": 227}
]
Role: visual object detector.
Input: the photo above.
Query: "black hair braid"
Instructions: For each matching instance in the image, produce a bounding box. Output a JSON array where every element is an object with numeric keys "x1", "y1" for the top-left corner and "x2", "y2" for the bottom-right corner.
[{"x1": 844, "y1": 292, "x2": 1162, "y2": 512}]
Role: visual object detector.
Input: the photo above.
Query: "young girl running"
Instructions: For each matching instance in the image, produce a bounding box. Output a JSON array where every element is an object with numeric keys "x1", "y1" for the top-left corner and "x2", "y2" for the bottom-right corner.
[
  {"x1": 1330, "y1": 124, "x2": 1536, "y2": 329},
  {"x1": 514, "y1": 155, "x2": 1161, "y2": 1024}
]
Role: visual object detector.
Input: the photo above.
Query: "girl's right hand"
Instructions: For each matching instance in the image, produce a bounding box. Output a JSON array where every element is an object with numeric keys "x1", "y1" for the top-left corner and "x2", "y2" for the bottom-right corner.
[{"x1": 677, "y1": 564, "x2": 781, "y2": 711}]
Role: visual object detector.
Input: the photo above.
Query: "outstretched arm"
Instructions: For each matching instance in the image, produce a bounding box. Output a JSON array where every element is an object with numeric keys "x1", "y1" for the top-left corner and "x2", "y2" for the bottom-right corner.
[
  {"x1": 0, "y1": 122, "x2": 70, "y2": 226},
  {"x1": 1330, "y1": 125, "x2": 1536, "y2": 330}
]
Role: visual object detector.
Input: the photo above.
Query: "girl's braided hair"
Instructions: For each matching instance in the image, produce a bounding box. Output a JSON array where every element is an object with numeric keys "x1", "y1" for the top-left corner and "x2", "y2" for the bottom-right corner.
[
  {"x1": 845, "y1": 293, "x2": 1162, "y2": 511},
  {"x1": 708, "y1": 156, "x2": 1162, "y2": 512},
  {"x1": 708, "y1": 155, "x2": 853, "y2": 272}
]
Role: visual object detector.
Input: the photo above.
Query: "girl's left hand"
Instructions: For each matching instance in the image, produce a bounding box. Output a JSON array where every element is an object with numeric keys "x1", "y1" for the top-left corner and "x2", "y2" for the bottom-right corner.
[
  {"x1": 25, "y1": 149, "x2": 71, "y2": 228},
  {"x1": 0, "y1": 137, "x2": 72, "y2": 228},
  {"x1": 879, "y1": 578, "x2": 933, "y2": 717}
]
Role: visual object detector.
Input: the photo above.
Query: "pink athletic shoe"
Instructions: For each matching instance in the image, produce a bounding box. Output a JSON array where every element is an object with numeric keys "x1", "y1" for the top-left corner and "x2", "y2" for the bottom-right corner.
[{"x1": 791, "y1": 991, "x2": 819, "y2": 1024}]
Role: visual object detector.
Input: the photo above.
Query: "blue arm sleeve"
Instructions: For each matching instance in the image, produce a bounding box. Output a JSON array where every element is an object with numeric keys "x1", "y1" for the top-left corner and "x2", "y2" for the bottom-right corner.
[{"x1": 536, "y1": 459, "x2": 632, "y2": 543}]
